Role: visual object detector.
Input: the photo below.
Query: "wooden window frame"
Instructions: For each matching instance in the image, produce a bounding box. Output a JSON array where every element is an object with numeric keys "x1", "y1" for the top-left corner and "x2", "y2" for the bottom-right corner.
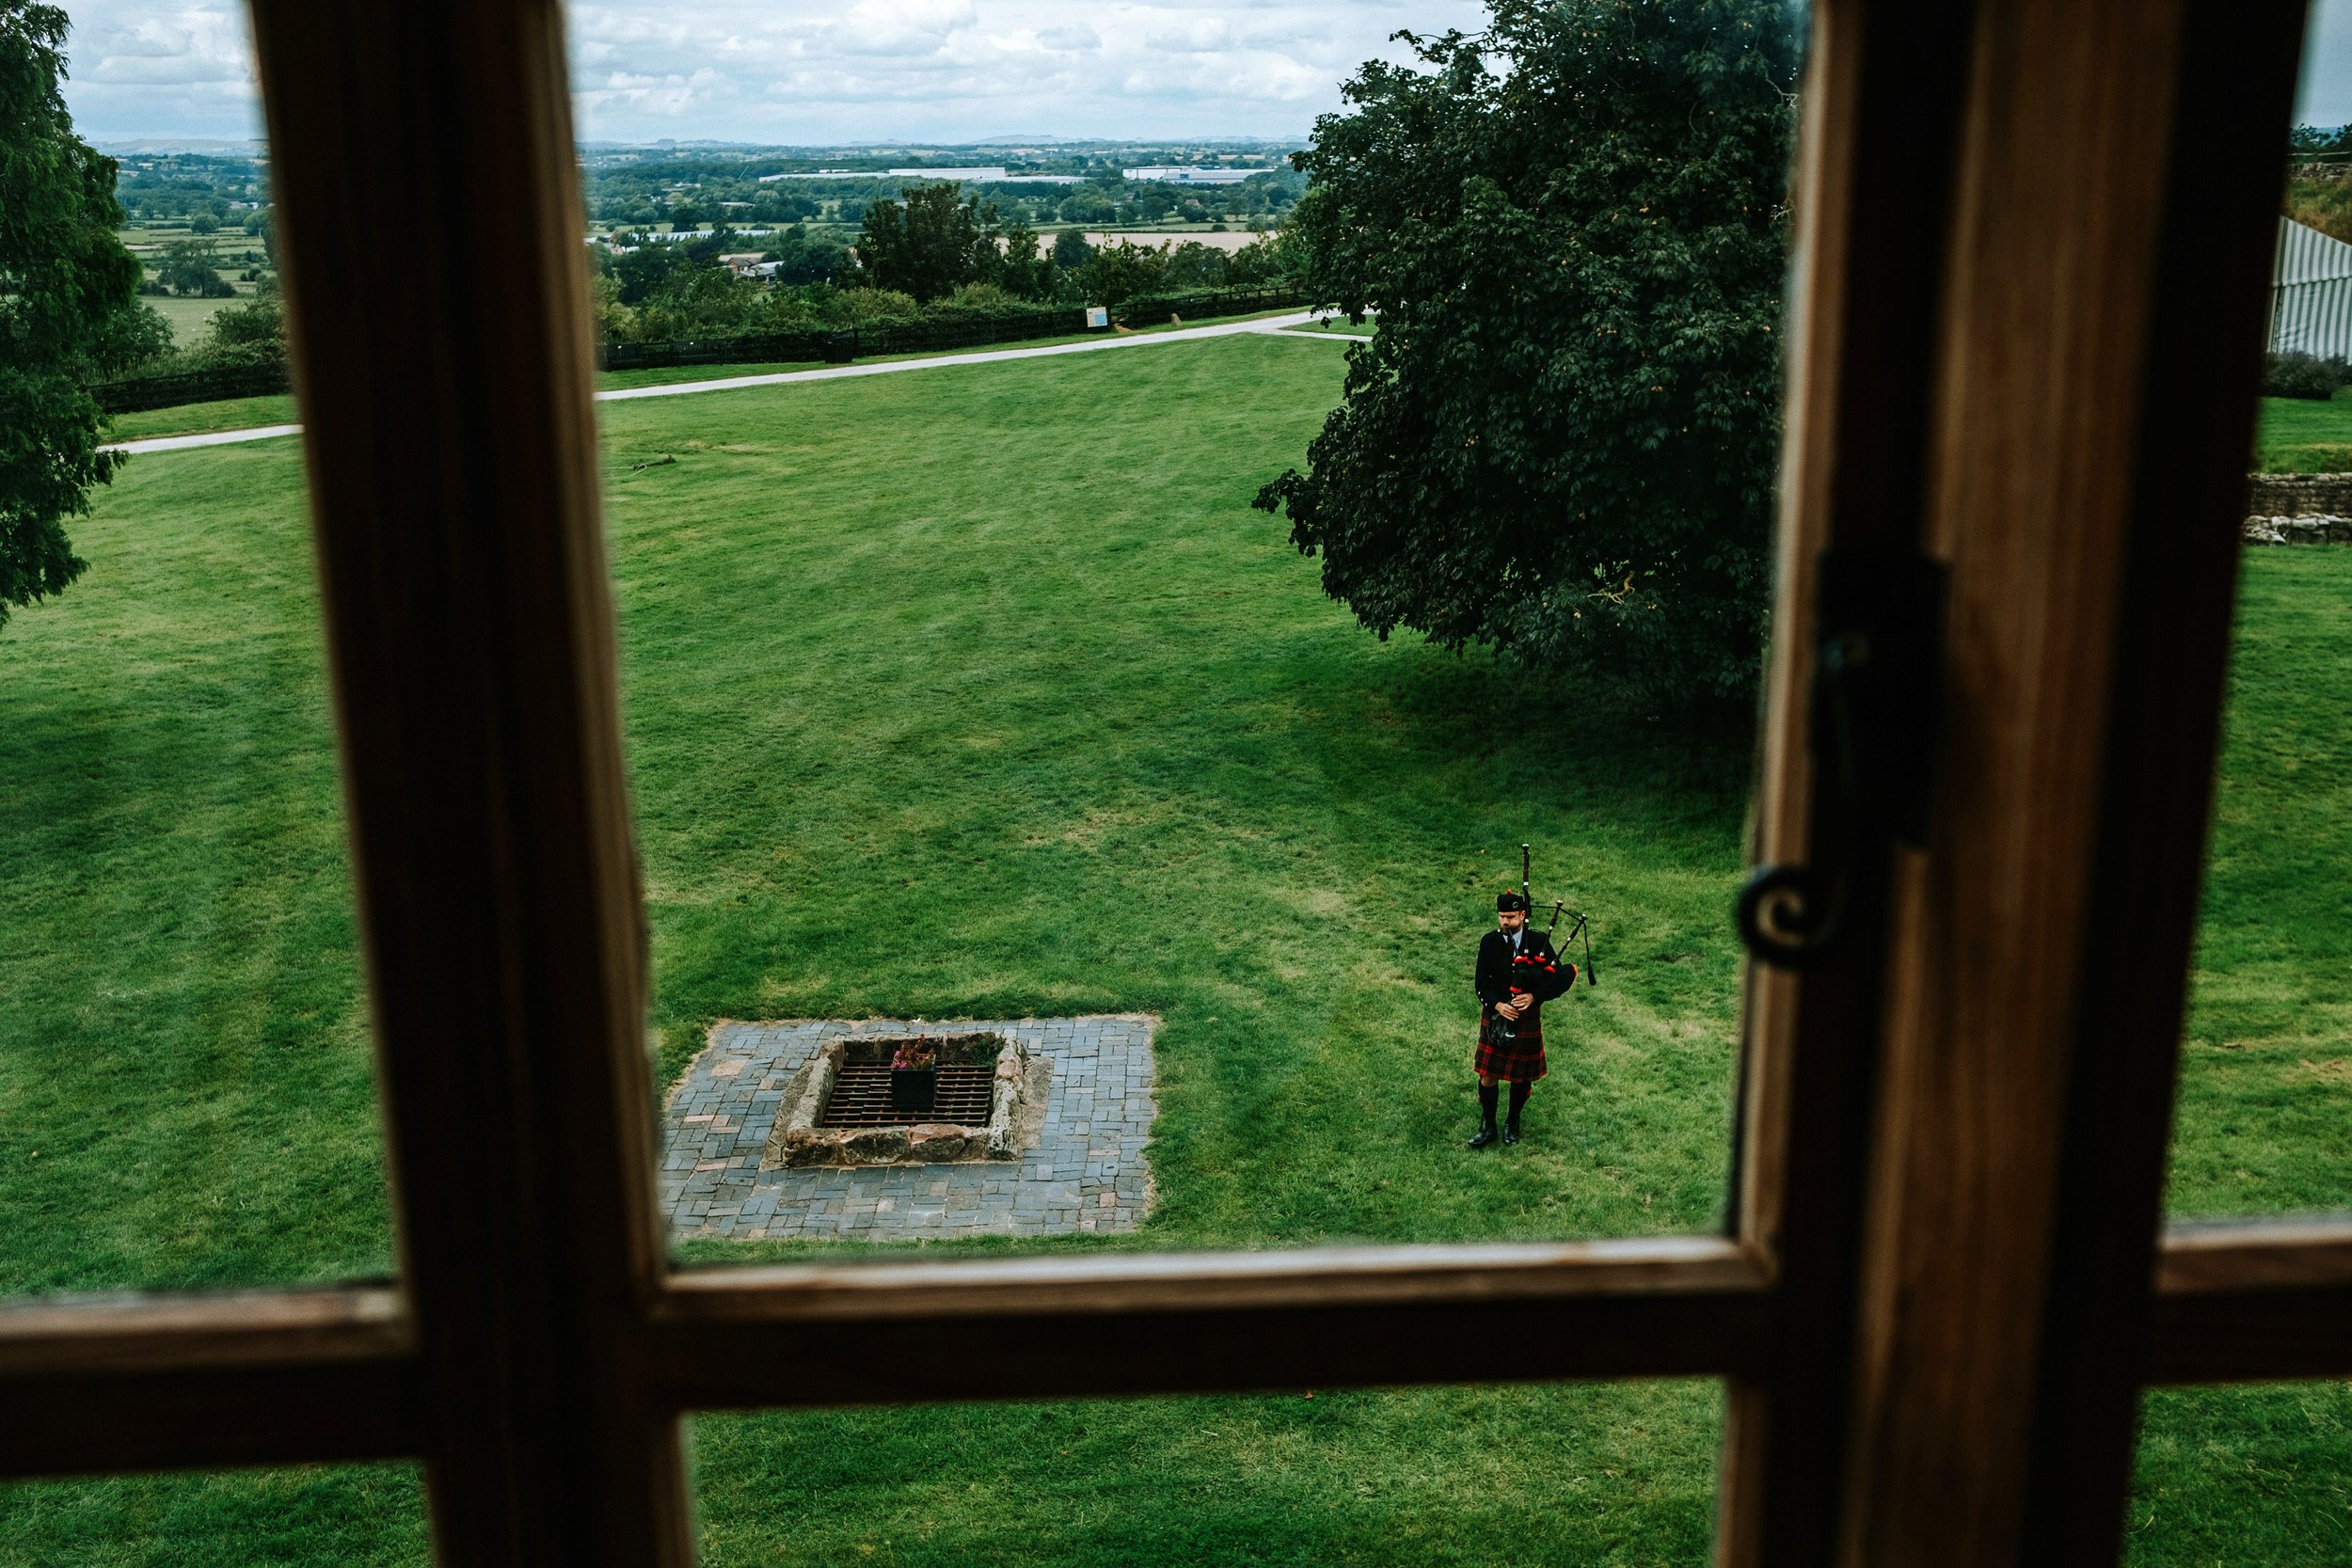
[{"x1": 4, "y1": 1, "x2": 2348, "y2": 1563}]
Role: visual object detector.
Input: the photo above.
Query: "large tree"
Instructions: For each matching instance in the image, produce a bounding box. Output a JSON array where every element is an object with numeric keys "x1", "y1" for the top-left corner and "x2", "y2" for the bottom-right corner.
[
  {"x1": 0, "y1": 3, "x2": 143, "y2": 630},
  {"x1": 1255, "y1": 0, "x2": 1802, "y2": 709},
  {"x1": 854, "y1": 182, "x2": 1002, "y2": 303}
]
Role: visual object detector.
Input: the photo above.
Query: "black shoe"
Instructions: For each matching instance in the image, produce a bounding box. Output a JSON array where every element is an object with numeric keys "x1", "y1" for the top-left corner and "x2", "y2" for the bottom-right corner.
[
  {"x1": 1502, "y1": 1121, "x2": 1521, "y2": 1146},
  {"x1": 1468, "y1": 1123, "x2": 1499, "y2": 1149}
]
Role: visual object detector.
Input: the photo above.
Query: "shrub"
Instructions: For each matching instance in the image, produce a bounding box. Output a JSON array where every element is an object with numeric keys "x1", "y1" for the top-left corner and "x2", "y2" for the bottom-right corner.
[
  {"x1": 2265, "y1": 352, "x2": 2344, "y2": 400},
  {"x1": 826, "y1": 287, "x2": 921, "y2": 325},
  {"x1": 203, "y1": 285, "x2": 284, "y2": 350},
  {"x1": 937, "y1": 282, "x2": 1024, "y2": 313},
  {"x1": 1075, "y1": 240, "x2": 1169, "y2": 306}
]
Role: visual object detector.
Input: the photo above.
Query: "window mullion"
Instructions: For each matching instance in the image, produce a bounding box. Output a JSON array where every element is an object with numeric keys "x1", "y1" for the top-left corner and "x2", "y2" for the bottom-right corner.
[
  {"x1": 242, "y1": 1, "x2": 689, "y2": 1563},
  {"x1": 1717, "y1": 3, "x2": 1979, "y2": 1563},
  {"x1": 1834, "y1": 2, "x2": 2309, "y2": 1562}
]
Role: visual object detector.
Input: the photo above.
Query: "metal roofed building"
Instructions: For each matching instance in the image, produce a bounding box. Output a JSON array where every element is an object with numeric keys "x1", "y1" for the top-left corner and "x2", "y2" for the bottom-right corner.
[
  {"x1": 1121, "y1": 166, "x2": 1261, "y2": 185},
  {"x1": 757, "y1": 166, "x2": 1085, "y2": 184},
  {"x1": 2270, "y1": 215, "x2": 2352, "y2": 357}
]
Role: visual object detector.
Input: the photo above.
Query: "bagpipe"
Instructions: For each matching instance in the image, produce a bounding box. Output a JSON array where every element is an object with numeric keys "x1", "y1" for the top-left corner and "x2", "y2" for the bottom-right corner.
[
  {"x1": 1520, "y1": 842, "x2": 1598, "y2": 989},
  {"x1": 1496, "y1": 843, "x2": 1597, "y2": 1040}
]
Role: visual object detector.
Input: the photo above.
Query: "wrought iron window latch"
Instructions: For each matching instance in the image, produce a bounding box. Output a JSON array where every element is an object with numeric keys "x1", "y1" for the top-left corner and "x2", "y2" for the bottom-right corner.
[{"x1": 1737, "y1": 546, "x2": 1947, "y2": 970}]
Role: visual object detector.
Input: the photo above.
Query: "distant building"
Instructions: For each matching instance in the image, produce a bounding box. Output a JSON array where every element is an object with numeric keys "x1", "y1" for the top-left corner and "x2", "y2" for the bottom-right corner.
[
  {"x1": 2272, "y1": 216, "x2": 2352, "y2": 357},
  {"x1": 718, "y1": 252, "x2": 772, "y2": 277},
  {"x1": 1076, "y1": 230, "x2": 1267, "y2": 255},
  {"x1": 891, "y1": 166, "x2": 1008, "y2": 182},
  {"x1": 756, "y1": 166, "x2": 1085, "y2": 184},
  {"x1": 1122, "y1": 166, "x2": 1260, "y2": 185}
]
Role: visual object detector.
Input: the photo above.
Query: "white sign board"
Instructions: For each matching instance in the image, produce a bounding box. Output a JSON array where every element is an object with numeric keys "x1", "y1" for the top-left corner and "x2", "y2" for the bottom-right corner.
[{"x1": 1086, "y1": 307, "x2": 1109, "y2": 329}]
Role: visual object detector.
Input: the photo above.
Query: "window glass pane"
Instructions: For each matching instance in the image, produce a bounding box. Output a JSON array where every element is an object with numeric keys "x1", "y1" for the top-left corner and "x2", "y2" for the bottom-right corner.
[
  {"x1": 627, "y1": 341, "x2": 1755, "y2": 1256},
  {"x1": 4, "y1": 8, "x2": 391, "y2": 1300},
  {"x1": 691, "y1": 1384, "x2": 1721, "y2": 1567},
  {"x1": 2143, "y1": 18, "x2": 2352, "y2": 1548},
  {"x1": 2164, "y1": 545, "x2": 2352, "y2": 1222},
  {"x1": 2170, "y1": 548, "x2": 2352, "y2": 1216},
  {"x1": 0, "y1": 1464, "x2": 429, "y2": 1568},
  {"x1": 2169, "y1": 0, "x2": 2352, "y2": 1219},
  {"x1": 585, "y1": 2, "x2": 1804, "y2": 1259}
]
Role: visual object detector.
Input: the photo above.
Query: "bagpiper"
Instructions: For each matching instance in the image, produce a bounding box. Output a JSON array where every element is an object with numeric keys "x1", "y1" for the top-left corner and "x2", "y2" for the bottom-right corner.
[{"x1": 1469, "y1": 890, "x2": 1574, "y2": 1148}]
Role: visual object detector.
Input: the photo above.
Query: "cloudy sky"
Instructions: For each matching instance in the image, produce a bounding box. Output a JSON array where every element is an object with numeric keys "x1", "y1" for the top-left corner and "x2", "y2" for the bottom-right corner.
[
  {"x1": 58, "y1": 0, "x2": 1486, "y2": 145},
  {"x1": 54, "y1": 0, "x2": 2352, "y2": 147}
]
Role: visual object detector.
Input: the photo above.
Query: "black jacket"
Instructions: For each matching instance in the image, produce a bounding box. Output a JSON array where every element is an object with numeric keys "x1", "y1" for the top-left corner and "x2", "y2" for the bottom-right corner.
[{"x1": 1475, "y1": 927, "x2": 1573, "y2": 1014}]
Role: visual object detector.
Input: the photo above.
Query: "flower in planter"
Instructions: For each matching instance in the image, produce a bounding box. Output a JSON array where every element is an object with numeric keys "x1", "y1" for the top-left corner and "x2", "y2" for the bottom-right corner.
[{"x1": 890, "y1": 1040, "x2": 937, "y2": 1071}]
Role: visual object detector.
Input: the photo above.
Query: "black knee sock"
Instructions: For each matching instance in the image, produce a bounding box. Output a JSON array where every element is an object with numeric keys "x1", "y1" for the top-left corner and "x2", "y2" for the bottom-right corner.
[
  {"x1": 1506, "y1": 1082, "x2": 1531, "y2": 1128},
  {"x1": 1478, "y1": 1084, "x2": 1499, "y2": 1128}
]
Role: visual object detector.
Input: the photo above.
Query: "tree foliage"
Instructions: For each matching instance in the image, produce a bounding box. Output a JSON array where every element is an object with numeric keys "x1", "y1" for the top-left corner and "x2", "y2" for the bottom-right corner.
[
  {"x1": 2281, "y1": 127, "x2": 2352, "y2": 246},
  {"x1": 855, "y1": 182, "x2": 1000, "y2": 303},
  {"x1": 157, "y1": 237, "x2": 231, "y2": 296},
  {"x1": 1254, "y1": 0, "x2": 1801, "y2": 709},
  {"x1": 203, "y1": 276, "x2": 283, "y2": 350},
  {"x1": 1074, "y1": 240, "x2": 1170, "y2": 307},
  {"x1": 1, "y1": 2, "x2": 144, "y2": 629}
]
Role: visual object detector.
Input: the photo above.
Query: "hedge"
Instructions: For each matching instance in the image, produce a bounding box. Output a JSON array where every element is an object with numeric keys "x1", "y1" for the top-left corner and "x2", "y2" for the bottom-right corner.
[
  {"x1": 94, "y1": 356, "x2": 290, "y2": 414},
  {"x1": 90, "y1": 289, "x2": 1311, "y2": 413},
  {"x1": 596, "y1": 307, "x2": 1089, "y2": 371},
  {"x1": 1112, "y1": 286, "x2": 1307, "y2": 326}
]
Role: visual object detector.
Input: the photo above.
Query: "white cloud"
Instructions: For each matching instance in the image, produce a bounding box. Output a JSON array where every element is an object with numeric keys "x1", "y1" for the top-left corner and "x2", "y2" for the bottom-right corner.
[
  {"x1": 60, "y1": 0, "x2": 1502, "y2": 143},
  {"x1": 833, "y1": 0, "x2": 979, "y2": 55},
  {"x1": 58, "y1": 4, "x2": 256, "y2": 136},
  {"x1": 75, "y1": 0, "x2": 2352, "y2": 149}
]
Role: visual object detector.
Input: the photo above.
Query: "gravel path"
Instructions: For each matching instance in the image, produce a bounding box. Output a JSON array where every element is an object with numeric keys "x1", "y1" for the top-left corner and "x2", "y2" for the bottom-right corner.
[{"x1": 106, "y1": 310, "x2": 1333, "y2": 457}]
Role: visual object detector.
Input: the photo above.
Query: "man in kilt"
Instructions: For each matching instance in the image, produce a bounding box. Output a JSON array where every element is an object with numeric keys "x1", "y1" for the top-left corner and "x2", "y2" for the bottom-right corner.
[{"x1": 1470, "y1": 891, "x2": 1574, "y2": 1148}]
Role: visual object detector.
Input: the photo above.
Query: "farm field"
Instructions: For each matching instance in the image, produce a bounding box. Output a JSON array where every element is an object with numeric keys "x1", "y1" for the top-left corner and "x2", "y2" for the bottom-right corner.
[
  {"x1": 2, "y1": 336, "x2": 2345, "y2": 1563},
  {"x1": 139, "y1": 290, "x2": 256, "y2": 345}
]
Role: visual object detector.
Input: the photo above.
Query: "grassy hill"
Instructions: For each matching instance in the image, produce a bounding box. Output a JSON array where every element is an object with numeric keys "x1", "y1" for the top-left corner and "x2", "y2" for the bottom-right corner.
[{"x1": 1, "y1": 335, "x2": 2343, "y2": 1564}]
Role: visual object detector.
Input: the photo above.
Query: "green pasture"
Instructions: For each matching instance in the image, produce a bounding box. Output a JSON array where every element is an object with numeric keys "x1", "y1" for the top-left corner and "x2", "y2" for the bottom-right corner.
[
  {"x1": 2256, "y1": 390, "x2": 2352, "y2": 473},
  {"x1": 139, "y1": 291, "x2": 252, "y2": 346},
  {"x1": 2, "y1": 336, "x2": 2344, "y2": 1563}
]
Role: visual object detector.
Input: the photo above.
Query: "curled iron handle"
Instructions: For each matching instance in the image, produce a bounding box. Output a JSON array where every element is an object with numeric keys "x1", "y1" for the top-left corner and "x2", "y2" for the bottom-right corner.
[
  {"x1": 1736, "y1": 547, "x2": 1946, "y2": 973},
  {"x1": 1736, "y1": 862, "x2": 1845, "y2": 970},
  {"x1": 1737, "y1": 631, "x2": 1869, "y2": 970}
]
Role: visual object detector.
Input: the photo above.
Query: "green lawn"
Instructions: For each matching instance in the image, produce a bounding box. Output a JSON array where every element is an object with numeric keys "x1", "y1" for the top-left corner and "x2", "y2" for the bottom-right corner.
[
  {"x1": 2256, "y1": 391, "x2": 2352, "y2": 473},
  {"x1": 2173, "y1": 547, "x2": 2352, "y2": 1217},
  {"x1": 3, "y1": 336, "x2": 2345, "y2": 1563},
  {"x1": 102, "y1": 311, "x2": 1312, "y2": 444}
]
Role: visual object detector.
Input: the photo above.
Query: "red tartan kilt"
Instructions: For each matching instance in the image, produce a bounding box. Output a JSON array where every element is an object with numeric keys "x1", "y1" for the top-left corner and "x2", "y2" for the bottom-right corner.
[{"x1": 1474, "y1": 1009, "x2": 1547, "y2": 1083}]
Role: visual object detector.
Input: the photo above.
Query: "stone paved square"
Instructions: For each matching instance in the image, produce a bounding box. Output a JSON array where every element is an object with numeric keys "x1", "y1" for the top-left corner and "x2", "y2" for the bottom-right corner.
[{"x1": 660, "y1": 1016, "x2": 1157, "y2": 1241}]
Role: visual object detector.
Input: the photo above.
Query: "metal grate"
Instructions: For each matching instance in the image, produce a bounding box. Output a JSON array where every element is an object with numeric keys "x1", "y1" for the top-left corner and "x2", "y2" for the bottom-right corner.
[{"x1": 817, "y1": 1063, "x2": 997, "y2": 1129}]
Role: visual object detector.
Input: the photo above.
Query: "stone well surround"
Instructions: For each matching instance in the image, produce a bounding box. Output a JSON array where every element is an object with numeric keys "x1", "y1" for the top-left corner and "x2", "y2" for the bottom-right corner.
[
  {"x1": 771, "y1": 1032, "x2": 1041, "y2": 1167},
  {"x1": 661, "y1": 1016, "x2": 1157, "y2": 1242}
]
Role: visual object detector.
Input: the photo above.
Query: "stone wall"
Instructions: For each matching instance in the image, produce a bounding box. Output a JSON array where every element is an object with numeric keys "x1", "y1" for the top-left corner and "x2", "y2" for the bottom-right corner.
[
  {"x1": 2243, "y1": 515, "x2": 2352, "y2": 545},
  {"x1": 2244, "y1": 472, "x2": 2352, "y2": 545},
  {"x1": 2248, "y1": 472, "x2": 2352, "y2": 517}
]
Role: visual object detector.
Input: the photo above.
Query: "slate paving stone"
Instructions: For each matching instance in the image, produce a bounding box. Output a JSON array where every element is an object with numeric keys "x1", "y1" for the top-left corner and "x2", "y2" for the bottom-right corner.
[{"x1": 658, "y1": 1015, "x2": 1156, "y2": 1242}]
